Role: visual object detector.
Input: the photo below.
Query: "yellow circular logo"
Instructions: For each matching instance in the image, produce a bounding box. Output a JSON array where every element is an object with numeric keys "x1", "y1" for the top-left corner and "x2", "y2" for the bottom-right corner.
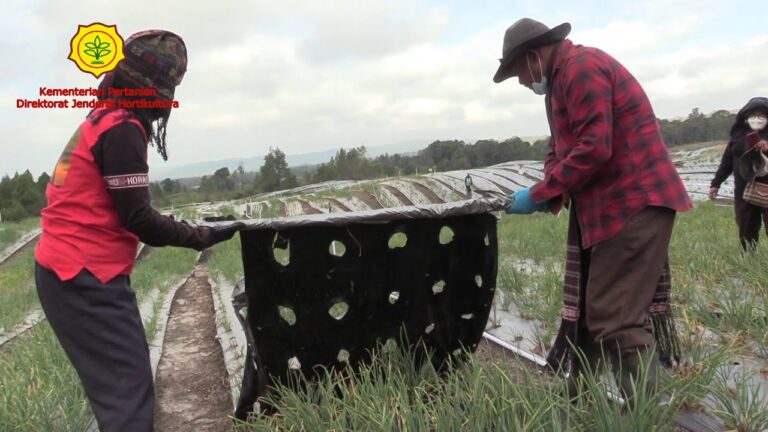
[{"x1": 68, "y1": 23, "x2": 126, "y2": 78}]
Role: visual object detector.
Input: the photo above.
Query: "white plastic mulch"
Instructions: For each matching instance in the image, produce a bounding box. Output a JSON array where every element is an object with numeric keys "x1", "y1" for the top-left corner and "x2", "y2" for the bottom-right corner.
[
  {"x1": 381, "y1": 181, "x2": 434, "y2": 206},
  {"x1": 0, "y1": 228, "x2": 42, "y2": 266}
]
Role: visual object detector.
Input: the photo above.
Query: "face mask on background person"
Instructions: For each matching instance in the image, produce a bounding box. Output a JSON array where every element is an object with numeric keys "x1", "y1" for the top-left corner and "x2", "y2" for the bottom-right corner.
[
  {"x1": 747, "y1": 114, "x2": 767, "y2": 131},
  {"x1": 526, "y1": 52, "x2": 548, "y2": 95}
]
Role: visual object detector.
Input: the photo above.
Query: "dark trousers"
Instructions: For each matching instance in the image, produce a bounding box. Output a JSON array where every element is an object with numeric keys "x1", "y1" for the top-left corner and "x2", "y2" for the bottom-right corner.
[
  {"x1": 35, "y1": 262, "x2": 154, "y2": 432},
  {"x1": 580, "y1": 207, "x2": 676, "y2": 354},
  {"x1": 734, "y1": 199, "x2": 768, "y2": 251}
]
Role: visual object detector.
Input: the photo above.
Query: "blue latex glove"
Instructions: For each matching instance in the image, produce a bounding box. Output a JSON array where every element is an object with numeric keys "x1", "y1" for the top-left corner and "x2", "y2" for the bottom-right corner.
[{"x1": 505, "y1": 188, "x2": 548, "y2": 214}]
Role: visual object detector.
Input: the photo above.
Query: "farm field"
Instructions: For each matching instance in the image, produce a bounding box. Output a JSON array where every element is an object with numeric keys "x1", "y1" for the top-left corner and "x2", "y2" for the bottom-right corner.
[{"x1": 1, "y1": 144, "x2": 766, "y2": 431}]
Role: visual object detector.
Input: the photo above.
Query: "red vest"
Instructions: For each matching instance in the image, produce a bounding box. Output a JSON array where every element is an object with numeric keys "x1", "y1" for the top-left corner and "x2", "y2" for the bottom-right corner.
[{"x1": 36, "y1": 109, "x2": 147, "y2": 283}]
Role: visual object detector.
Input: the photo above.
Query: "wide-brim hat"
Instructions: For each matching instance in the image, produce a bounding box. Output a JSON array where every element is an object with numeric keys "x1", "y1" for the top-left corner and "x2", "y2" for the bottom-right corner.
[{"x1": 493, "y1": 18, "x2": 571, "y2": 83}]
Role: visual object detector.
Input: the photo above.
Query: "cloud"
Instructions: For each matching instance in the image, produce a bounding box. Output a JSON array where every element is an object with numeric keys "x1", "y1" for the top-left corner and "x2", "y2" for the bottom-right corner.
[
  {"x1": 632, "y1": 35, "x2": 768, "y2": 117},
  {"x1": 296, "y1": 1, "x2": 448, "y2": 63},
  {"x1": 3, "y1": 0, "x2": 768, "y2": 178}
]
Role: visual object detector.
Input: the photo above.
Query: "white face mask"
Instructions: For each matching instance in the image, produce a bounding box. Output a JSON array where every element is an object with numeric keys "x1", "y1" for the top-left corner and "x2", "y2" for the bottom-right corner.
[
  {"x1": 747, "y1": 115, "x2": 767, "y2": 131},
  {"x1": 526, "y1": 52, "x2": 548, "y2": 95}
]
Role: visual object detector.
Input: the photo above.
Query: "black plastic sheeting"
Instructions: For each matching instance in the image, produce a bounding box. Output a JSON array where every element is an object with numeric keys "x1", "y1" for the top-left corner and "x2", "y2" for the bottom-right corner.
[{"x1": 229, "y1": 194, "x2": 509, "y2": 419}]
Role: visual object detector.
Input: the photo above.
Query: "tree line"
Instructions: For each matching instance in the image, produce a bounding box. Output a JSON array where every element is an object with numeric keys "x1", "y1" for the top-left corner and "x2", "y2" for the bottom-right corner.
[
  {"x1": 0, "y1": 108, "x2": 740, "y2": 221},
  {"x1": 0, "y1": 171, "x2": 48, "y2": 222}
]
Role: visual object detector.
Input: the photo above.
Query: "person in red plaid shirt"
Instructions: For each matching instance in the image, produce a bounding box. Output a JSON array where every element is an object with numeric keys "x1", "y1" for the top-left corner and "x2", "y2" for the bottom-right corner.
[{"x1": 493, "y1": 18, "x2": 692, "y2": 402}]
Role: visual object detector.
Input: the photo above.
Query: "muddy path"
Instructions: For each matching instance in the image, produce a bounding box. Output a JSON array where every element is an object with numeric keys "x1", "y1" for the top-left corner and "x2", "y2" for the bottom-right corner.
[
  {"x1": 381, "y1": 184, "x2": 414, "y2": 206},
  {"x1": 328, "y1": 198, "x2": 352, "y2": 212},
  {"x1": 406, "y1": 180, "x2": 445, "y2": 204},
  {"x1": 351, "y1": 190, "x2": 384, "y2": 209},
  {"x1": 297, "y1": 199, "x2": 323, "y2": 214},
  {"x1": 154, "y1": 262, "x2": 232, "y2": 432}
]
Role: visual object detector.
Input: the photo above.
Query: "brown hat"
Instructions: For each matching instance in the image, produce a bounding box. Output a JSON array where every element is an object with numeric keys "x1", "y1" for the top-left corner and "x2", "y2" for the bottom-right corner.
[{"x1": 493, "y1": 18, "x2": 570, "y2": 83}]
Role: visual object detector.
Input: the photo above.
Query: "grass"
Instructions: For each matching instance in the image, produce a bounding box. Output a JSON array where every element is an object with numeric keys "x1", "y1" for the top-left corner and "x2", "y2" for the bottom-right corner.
[
  {"x1": 0, "y1": 243, "x2": 200, "y2": 430},
  {"x1": 494, "y1": 201, "x2": 768, "y2": 429},
  {"x1": 0, "y1": 244, "x2": 38, "y2": 331},
  {"x1": 498, "y1": 211, "x2": 568, "y2": 263},
  {"x1": 233, "y1": 200, "x2": 768, "y2": 430},
  {"x1": 219, "y1": 205, "x2": 238, "y2": 218},
  {"x1": 710, "y1": 368, "x2": 768, "y2": 432},
  {"x1": 208, "y1": 234, "x2": 245, "y2": 334},
  {"x1": 310, "y1": 188, "x2": 355, "y2": 201},
  {"x1": 0, "y1": 323, "x2": 92, "y2": 431},
  {"x1": 0, "y1": 218, "x2": 40, "y2": 252},
  {"x1": 668, "y1": 202, "x2": 768, "y2": 360},
  {"x1": 130, "y1": 246, "x2": 199, "y2": 303},
  {"x1": 171, "y1": 206, "x2": 200, "y2": 220},
  {"x1": 259, "y1": 200, "x2": 282, "y2": 219},
  {"x1": 208, "y1": 234, "x2": 244, "y2": 283},
  {"x1": 235, "y1": 342, "x2": 684, "y2": 431},
  {"x1": 4, "y1": 189, "x2": 768, "y2": 430}
]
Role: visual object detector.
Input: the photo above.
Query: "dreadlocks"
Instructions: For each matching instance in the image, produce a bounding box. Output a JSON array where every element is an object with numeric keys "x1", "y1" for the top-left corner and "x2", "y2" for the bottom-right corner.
[
  {"x1": 128, "y1": 102, "x2": 172, "y2": 162},
  {"x1": 90, "y1": 72, "x2": 173, "y2": 160}
]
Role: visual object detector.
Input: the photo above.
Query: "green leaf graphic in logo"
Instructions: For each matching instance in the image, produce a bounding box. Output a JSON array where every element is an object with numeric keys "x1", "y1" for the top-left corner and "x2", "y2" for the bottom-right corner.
[{"x1": 83, "y1": 35, "x2": 111, "y2": 62}]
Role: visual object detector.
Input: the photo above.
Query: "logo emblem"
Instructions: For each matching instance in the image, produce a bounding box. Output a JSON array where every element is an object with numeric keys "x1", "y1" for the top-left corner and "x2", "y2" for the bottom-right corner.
[{"x1": 68, "y1": 23, "x2": 126, "y2": 78}]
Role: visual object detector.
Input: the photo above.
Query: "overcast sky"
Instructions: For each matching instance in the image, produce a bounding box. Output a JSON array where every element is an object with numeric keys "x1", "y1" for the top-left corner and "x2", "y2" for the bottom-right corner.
[{"x1": 2, "y1": 0, "x2": 767, "y2": 178}]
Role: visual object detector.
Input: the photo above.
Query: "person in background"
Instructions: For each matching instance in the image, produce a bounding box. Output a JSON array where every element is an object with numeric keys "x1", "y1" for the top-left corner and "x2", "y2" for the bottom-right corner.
[
  {"x1": 464, "y1": 173, "x2": 473, "y2": 196},
  {"x1": 35, "y1": 30, "x2": 242, "y2": 431},
  {"x1": 493, "y1": 18, "x2": 692, "y2": 401},
  {"x1": 709, "y1": 97, "x2": 768, "y2": 251}
]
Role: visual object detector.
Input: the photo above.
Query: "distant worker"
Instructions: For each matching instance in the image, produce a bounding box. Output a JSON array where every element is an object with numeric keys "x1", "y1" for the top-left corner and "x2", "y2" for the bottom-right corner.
[
  {"x1": 709, "y1": 97, "x2": 768, "y2": 251},
  {"x1": 35, "y1": 30, "x2": 242, "y2": 431},
  {"x1": 464, "y1": 173, "x2": 473, "y2": 196},
  {"x1": 493, "y1": 18, "x2": 692, "y2": 401}
]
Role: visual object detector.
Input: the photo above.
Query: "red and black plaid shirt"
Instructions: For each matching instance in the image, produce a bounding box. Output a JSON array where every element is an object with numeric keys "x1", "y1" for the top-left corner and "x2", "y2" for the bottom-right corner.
[{"x1": 530, "y1": 40, "x2": 691, "y2": 248}]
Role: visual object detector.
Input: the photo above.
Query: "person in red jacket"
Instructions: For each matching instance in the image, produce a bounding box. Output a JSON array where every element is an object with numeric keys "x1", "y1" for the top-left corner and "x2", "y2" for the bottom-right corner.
[
  {"x1": 709, "y1": 97, "x2": 768, "y2": 251},
  {"x1": 35, "y1": 30, "x2": 241, "y2": 431},
  {"x1": 493, "y1": 18, "x2": 692, "y2": 401}
]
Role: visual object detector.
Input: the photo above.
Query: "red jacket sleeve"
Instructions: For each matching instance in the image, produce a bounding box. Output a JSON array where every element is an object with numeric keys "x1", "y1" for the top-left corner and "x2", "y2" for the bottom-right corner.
[{"x1": 531, "y1": 59, "x2": 614, "y2": 203}]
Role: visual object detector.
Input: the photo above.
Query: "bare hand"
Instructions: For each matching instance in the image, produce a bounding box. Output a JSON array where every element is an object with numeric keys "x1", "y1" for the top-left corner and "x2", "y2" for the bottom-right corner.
[
  {"x1": 758, "y1": 139, "x2": 768, "y2": 152},
  {"x1": 708, "y1": 187, "x2": 719, "y2": 200}
]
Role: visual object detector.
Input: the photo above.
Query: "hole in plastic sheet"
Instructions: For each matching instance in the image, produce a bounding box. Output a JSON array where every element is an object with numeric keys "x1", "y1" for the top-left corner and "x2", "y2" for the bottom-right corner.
[
  {"x1": 432, "y1": 280, "x2": 445, "y2": 295},
  {"x1": 425, "y1": 323, "x2": 435, "y2": 334},
  {"x1": 337, "y1": 349, "x2": 350, "y2": 363},
  {"x1": 388, "y1": 291, "x2": 400, "y2": 304},
  {"x1": 388, "y1": 231, "x2": 408, "y2": 249},
  {"x1": 475, "y1": 275, "x2": 483, "y2": 288},
  {"x1": 452, "y1": 348, "x2": 462, "y2": 356},
  {"x1": 278, "y1": 306, "x2": 296, "y2": 326},
  {"x1": 272, "y1": 233, "x2": 290, "y2": 266},
  {"x1": 439, "y1": 226, "x2": 455, "y2": 244},
  {"x1": 383, "y1": 338, "x2": 397, "y2": 353},
  {"x1": 288, "y1": 356, "x2": 301, "y2": 370},
  {"x1": 484, "y1": 233, "x2": 490, "y2": 246},
  {"x1": 461, "y1": 313, "x2": 474, "y2": 320},
  {"x1": 329, "y1": 301, "x2": 349, "y2": 320},
  {"x1": 329, "y1": 240, "x2": 346, "y2": 257}
]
